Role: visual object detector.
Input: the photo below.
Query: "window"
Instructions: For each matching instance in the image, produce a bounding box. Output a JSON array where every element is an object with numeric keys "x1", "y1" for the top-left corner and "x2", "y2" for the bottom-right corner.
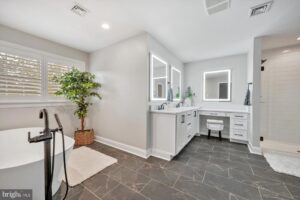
[
  {"x1": 47, "y1": 62, "x2": 72, "y2": 95},
  {"x1": 0, "y1": 51, "x2": 42, "y2": 96},
  {"x1": 0, "y1": 42, "x2": 85, "y2": 104}
]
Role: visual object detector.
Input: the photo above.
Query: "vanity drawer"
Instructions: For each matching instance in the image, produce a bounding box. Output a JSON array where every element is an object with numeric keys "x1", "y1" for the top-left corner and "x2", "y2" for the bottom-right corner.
[
  {"x1": 232, "y1": 113, "x2": 248, "y2": 120},
  {"x1": 199, "y1": 111, "x2": 226, "y2": 117},
  {"x1": 231, "y1": 129, "x2": 247, "y2": 141},
  {"x1": 231, "y1": 119, "x2": 247, "y2": 130}
]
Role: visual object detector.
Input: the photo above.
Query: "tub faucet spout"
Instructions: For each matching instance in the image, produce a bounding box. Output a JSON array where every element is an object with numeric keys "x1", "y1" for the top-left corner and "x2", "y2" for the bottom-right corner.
[{"x1": 40, "y1": 108, "x2": 49, "y2": 132}]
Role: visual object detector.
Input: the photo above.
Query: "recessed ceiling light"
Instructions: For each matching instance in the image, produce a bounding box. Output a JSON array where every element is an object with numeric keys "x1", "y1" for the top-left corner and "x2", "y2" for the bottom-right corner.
[
  {"x1": 282, "y1": 49, "x2": 290, "y2": 53},
  {"x1": 297, "y1": 37, "x2": 300, "y2": 41},
  {"x1": 101, "y1": 23, "x2": 110, "y2": 30}
]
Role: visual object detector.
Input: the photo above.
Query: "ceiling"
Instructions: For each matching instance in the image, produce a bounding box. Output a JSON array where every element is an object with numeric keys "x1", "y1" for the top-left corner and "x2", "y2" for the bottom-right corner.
[
  {"x1": 262, "y1": 34, "x2": 300, "y2": 50},
  {"x1": 0, "y1": 0, "x2": 300, "y2": 63}
]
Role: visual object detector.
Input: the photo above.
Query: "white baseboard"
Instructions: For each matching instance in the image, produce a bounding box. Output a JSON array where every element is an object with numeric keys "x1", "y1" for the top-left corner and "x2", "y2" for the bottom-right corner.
[
  {"x1": 151, "y1": 149, "x2": 173, "y2": 161},
  {"x1": 95, "y1": 136, "x2": 150, "y2": 159},
  {"x1": 248, "y1": 142, "x2": 262, "y2": 155}
]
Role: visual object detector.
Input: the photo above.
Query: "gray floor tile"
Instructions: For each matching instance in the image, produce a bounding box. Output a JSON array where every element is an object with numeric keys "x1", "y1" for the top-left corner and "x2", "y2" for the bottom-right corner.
[
  {"x1": 102, "y1": 184, "x2": 147, "y2": 200},
  {"x1": 110, "y1": 166, "x2": 150, "y2": 192},
  {"x1": 138, "y1": 163, "x2": 179, "y2": 186},
  {"x1": 209, "y1": 151, "x2": 230, "y2": 160},
  {"x1": 252, "y1": 166, "x2": 300, "y2": 187},
  {"x1": 144, "y1": 156, "x2": 167, "y2": 168},
  {"x1": 259, "y1": 188, "x2": 294, "y2": 200},
  {"x1": 172, "y1": 153, "x2": 190, "y2": 164},
  {"x1": 285, "y1": 184, "x2": 300, "y2": 199},
  {"x1": 55, "y1": 184, "x2": 100, "y2": 200},
  {"x1": 229, "y1": 193, "x2": 248, "y2": 200},
  {"x1": 203, "y1": 172, "x2": 261, "y2": 200},
  {"x1": 174, "y1": 176, "x2": 229, "y2": 200},
  {"x1": 82, "y1": 173, "x2": 119, "y2": 196},
  {"x1": 100, "y1": 163, "x2": 122, "y2": 176},
  {"x1": 188, "y1": 158, "x2": 229, "y2": 177},
  {"x1": 229, "y1": 168, "x2": 280, "y2": 187},
  {"x1": 257, "y1": 182, "x2": 293, "y2": 199},
  {"x1": 209, "y1": 157, "x2": 253, "y2": 174},
  {"x1": 141, "y1": 180, "x2": 196, "y2": 200},
  {"x1": 118, "y1": 156, "x2": 145, "y2": 171},
  {"x1": 186, "y1": 151, "x2": 210, "y2": 162},
  {"x1": 68, "y1": 188, "x2": 100, "y2": 200},
  {"x1": 58, "y1": 138, "x2": 300, "y2": 200},
  {"x1": 164, "y1": 160, "x2": 205, "y2": 181}
]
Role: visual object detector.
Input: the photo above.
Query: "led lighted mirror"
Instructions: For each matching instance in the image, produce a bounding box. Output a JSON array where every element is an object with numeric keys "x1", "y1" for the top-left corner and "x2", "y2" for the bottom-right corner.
[
  {"x1": 171, "y1": 67, "x2": 181, "y2": 101},
  {"x1": 150, "y1": 54, "x2": 168, "y2": 101},
  {"x1": 203, "y1": 69, "x2": 231, "y2": 101}
]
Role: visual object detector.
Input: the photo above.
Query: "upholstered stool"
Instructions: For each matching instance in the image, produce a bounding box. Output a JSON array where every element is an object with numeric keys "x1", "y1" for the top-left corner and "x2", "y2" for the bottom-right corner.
[{"x1": 207, "y1": 119, "x2": 224, "y2": 141}]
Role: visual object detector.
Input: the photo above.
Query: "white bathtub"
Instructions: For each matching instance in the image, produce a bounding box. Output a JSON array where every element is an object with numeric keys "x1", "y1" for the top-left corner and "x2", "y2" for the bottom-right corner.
[{"x1": 0, "y1": 127, "x2": 74, "y2": 200}]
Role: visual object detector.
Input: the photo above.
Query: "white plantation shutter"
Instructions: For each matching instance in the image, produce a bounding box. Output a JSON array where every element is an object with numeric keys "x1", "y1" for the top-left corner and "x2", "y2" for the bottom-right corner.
[
  {"x1": 47, "y1": 62, "x2": 72, "y2": 95},
  {"x1": 0, "y1": 42, "x2": 85, "y2": 104},
  {"x1": 0, "y1": 51, "x2": 42, "y2": 96}
]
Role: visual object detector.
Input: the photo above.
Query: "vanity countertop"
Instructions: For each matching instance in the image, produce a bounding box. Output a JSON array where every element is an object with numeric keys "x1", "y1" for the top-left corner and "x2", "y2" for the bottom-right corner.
[
  {"x1": 151, "y1": 106, "x2": 250, "y2": 114},
  {"x1": 150, "y1": 106, "x2": 200, "y2": 114},
  {"x1": 198, "y1": 107, "x2": 250, "y2": 113}
]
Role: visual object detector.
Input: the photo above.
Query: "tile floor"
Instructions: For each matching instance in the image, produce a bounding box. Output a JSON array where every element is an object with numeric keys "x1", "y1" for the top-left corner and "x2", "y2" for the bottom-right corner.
[{"x1": 54, "y1": 136, "x2": 300, "y2": 200}]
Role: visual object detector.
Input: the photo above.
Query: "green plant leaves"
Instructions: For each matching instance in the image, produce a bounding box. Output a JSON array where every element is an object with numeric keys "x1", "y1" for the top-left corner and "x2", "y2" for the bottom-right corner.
[{"x1": 53, "y1": 68, "x2": 102, "y2": 119}]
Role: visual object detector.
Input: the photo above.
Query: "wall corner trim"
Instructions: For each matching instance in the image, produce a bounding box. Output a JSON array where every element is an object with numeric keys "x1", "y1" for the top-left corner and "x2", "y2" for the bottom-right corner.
[
  {"x1": 248, "y1": 142, "x2": 262, "y2": 155},
  {"x1": 95, "y1": 136, "x2": 150, "y2": 159}
]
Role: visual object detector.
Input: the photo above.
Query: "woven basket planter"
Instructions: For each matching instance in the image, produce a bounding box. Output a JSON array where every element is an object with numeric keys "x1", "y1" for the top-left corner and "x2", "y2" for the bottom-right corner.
[{"x1": 74, "y1": 129, "x2": 94, "y2": 145}]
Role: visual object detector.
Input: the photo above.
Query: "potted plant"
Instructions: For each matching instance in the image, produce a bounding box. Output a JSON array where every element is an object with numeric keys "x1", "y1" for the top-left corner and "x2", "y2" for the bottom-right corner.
[{"x1": 54, "y1": 68, "x2": 101, "y2": 145}]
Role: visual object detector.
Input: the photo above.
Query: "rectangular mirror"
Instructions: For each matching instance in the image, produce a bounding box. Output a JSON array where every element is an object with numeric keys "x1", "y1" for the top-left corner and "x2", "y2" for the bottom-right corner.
[
  {"x1": 203, "y1": 69, "x2": 231, "y2": 101},
  {"x1": 150, "y1": 54, "x2": 168, "y2": 101},
  {"x1": 171, "y1": 67, "x2": 181, "y2": 101}
]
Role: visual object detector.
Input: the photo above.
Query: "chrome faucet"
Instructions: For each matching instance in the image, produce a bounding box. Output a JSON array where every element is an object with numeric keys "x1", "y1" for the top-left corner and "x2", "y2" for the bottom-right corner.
[
  {"x1": 176, "y1": 101, "x2": 183, "y2": 108},
  {"x1": 159, "y1": 102, "x2": 168, "y2": 110}
]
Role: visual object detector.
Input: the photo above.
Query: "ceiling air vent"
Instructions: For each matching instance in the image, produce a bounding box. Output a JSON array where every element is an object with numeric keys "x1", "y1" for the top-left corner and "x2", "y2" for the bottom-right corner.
[
  {"x1": 250, "y1": 1, "x2": 273, "y2": 17},
  {"x1": 71, "y1": 3, "x2": 88, "y2": 16},
  {"x1": 204, "y1": 0, "x2": 230, "y2": 15}
]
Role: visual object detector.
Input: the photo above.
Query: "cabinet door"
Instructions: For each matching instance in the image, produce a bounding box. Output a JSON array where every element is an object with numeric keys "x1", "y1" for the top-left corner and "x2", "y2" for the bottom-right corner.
[
  {"x1": 192, "y1": 110, "x2": 199, "y2": 136},
  {"x1": 176, "y1": 114, "x2": 186, "y2": 153}
]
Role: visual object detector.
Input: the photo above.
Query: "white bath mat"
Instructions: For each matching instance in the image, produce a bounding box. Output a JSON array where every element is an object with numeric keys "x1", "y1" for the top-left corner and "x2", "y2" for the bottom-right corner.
[
  {"x1": 264, "y1": 152, "x2": 300, "y2": 178},
  {"x1": 63, "y1": 146, "x2": 117, "y2": 186}
]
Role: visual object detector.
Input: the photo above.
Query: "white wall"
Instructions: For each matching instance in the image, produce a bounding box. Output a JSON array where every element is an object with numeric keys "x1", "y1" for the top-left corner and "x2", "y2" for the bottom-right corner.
[
  {"x1": 0, "y1": 25, "x2": 89, "y2": 136},
  {"x1": 89, "y1": 34, "x2": 149, "y2": 150},
  {"x1": 247, "y1": 37, "x2": 262, "y2": 151},
  {"x1": 88, "y1": 34, "x2": 184, "y2": 152},
  {"x1": 0, "y1": 105, "x2": 78, "y2": 136},
  {"x1": 184, "y1": 54, "x2": 248, "y2": 109},
  {"x1": 0, "y1": 24, "x2": 88, "y2": 64},
  {"x1": 261, "y1": 45, "x2": 300, "y2": 145}
]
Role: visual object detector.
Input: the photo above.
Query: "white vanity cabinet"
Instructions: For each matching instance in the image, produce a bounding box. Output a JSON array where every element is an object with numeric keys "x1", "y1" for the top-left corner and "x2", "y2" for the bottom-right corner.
[
  {"x1": 198, "y1": 109, "x2": 249, "y2": 144},
  {"x1": 151, "y1": 107, "x2": 199, "y2": 160},
  {"x1": 230, "y1": 113, "x2": 248, "y2": 142}
]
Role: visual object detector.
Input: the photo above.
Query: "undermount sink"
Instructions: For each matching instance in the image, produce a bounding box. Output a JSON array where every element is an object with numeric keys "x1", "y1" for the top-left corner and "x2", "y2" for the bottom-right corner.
[{"x1": 152, "y1": 106, "x2": 200, "y2": 114}]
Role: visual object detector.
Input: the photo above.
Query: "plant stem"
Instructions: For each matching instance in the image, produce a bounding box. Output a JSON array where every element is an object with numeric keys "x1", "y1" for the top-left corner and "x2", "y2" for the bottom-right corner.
[{"x1": 81, "y1": 117, "x2": 85, "y2": 131}]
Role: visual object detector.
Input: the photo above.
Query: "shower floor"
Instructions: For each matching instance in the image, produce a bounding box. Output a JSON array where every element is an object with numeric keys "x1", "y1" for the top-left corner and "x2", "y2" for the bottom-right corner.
[
  {"x1": 53, "y1": 136, "x2": 300, "y2": 200},
  {"x1": 261, "y1": 139, "x2": 300, "y2": 155}
]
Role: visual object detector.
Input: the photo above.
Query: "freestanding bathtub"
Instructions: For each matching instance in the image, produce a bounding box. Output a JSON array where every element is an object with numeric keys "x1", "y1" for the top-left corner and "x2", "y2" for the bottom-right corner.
[{"x1": 0, "y1": 127, "x2": 74, "y2": 200}]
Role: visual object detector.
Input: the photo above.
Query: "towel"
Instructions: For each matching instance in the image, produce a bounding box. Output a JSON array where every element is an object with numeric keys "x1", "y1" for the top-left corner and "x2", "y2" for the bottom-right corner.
[
  {"x1": 244, "y1": 85, "x2": 251, "y2": 106},
  {"x1": 168, "y1": 87, "x2": 173, "y2": 102}
]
